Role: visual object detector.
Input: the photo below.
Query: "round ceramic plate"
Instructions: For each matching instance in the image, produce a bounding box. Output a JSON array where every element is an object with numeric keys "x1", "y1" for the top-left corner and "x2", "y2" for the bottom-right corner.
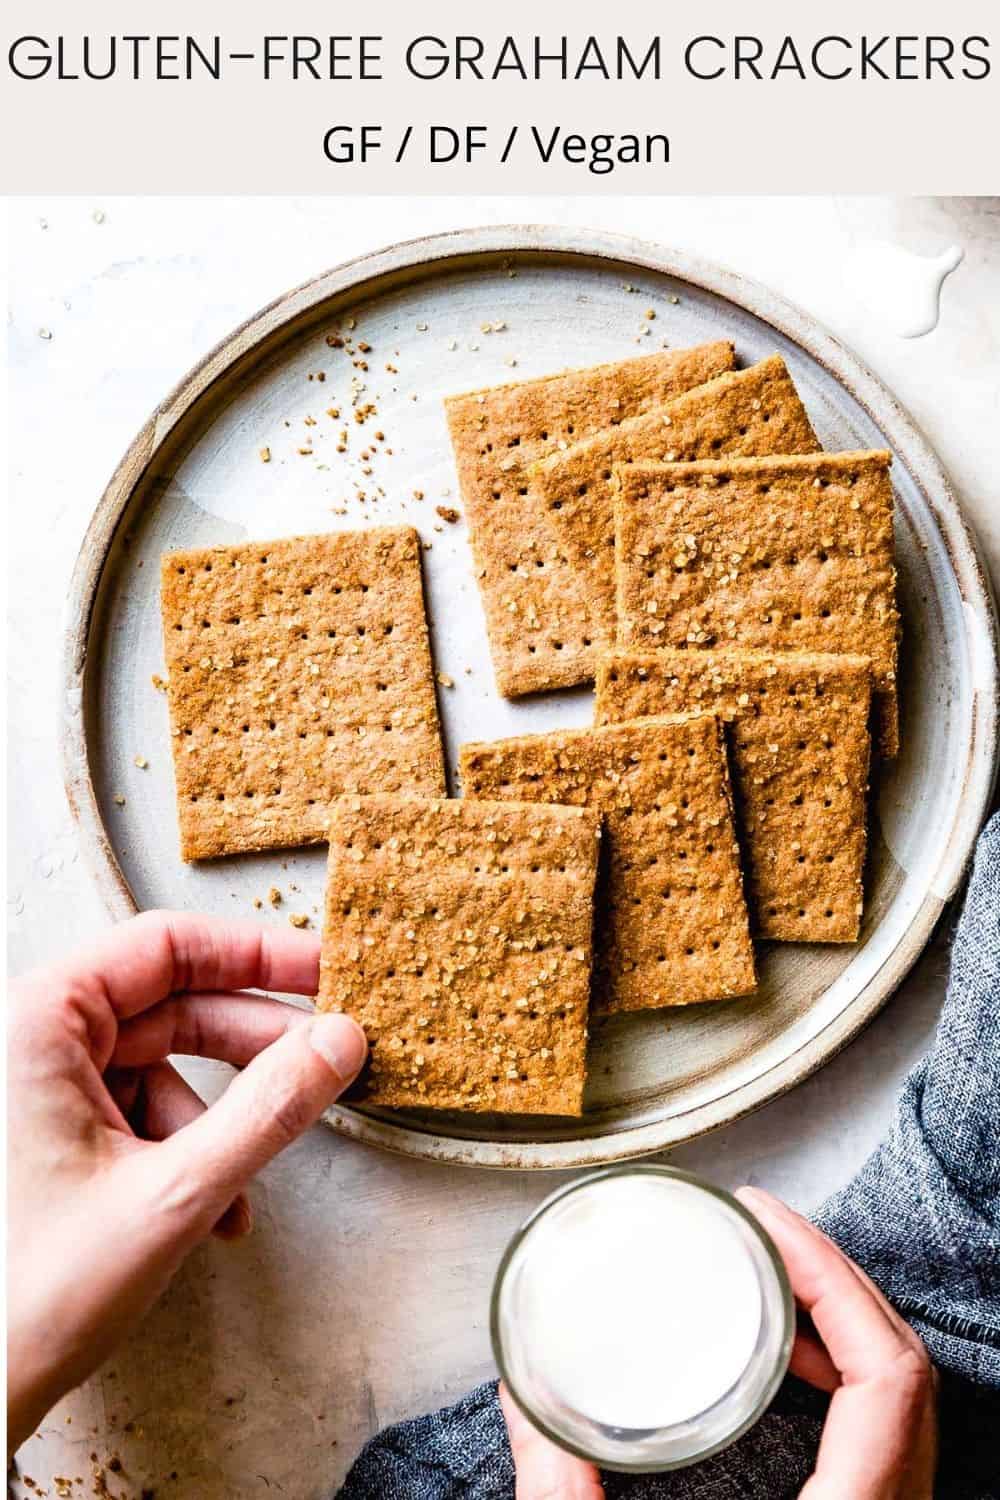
[{"x1": 63, "y1": 226, "x2": 999, "y2": 1169}]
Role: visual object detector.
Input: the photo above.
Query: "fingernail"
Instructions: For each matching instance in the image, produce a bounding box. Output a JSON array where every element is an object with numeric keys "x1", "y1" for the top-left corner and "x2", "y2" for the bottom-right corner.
[
  {"x1": 735, "y1": 1185, "x2": 780, "y2": 1212},
  {"x1": 734, "y1": 1184, "x2": 761, "y2": 1202},
  {"x1": 309, "y1": 1014, "x2": 367, "y2": 1082}
]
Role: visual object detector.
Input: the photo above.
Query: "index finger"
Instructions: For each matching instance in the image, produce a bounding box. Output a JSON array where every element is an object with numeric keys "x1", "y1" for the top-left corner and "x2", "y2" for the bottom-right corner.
[
  {"x1": 737, "y1": 1190, "x2": 936, "y2": 1499},
  {"x1": 42, "y1": 909, "x2": 322, "y2": 1019},
  {"x1": 736, "y1": 1187, "x2": 921, "y2": 1383}
]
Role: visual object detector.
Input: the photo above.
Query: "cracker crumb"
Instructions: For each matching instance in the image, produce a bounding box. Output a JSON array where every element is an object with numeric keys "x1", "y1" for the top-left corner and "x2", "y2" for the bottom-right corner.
[
  {"x1": 268, "y1": 886, "x2": 282, "y2": 908},
  {"x1": 134, "y1": 755, "x2": 148, "y2": 769},
  {"x1": 437, "y1": 672, "x2": 455, "y2": 688},
  {"x1": 113, "y1": 794, "x2": 126, "y2": 807},
  {"x1": 436, "y1": 505, "x2": 460, "y2": 524},
  {"x1": 289, "y1": 913, "x2": 309, "y2": 929},
  {"x1": 259, "y1": 447, "x2": 271, "y2": 463},
  {"x1": 151, "y1": 673, "x2": 168, "y2": 692}
]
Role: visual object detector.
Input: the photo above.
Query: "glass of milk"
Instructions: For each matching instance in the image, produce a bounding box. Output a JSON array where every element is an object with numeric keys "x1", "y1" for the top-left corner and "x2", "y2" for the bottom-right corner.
[{"x1": 492, "y1": 1165, "x2": 793, "y2": 1471}]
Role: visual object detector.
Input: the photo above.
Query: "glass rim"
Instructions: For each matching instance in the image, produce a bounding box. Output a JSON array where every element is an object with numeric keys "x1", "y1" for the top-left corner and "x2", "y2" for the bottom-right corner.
[{"x1": 490, "y1": 1163, "x2": 795, "y2": 1474}]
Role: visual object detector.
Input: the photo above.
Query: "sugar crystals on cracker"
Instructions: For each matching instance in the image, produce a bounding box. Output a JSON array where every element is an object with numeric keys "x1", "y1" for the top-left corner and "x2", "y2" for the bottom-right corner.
[
  {"x1": 160, "y1": 526, "x2": 446, "y2": 860},
  {"x1": 614, "y1": 450, "x2": 900, "y2": 754},
  {"x1": 460, "y1": 718, "x2": 755, "y2": 1012},
  {"x1": 596, "y1": 648, "x2": 873, "y2": 941},
  {"x1": 528, "y1": 355, "x2": 819, "y2": 652},
  {"x1": 444, "y1": 343, "x2": 736, "y2": 698},
  {"x1": 317, "y1": 795, "x2": 600, "y2": 1115}
]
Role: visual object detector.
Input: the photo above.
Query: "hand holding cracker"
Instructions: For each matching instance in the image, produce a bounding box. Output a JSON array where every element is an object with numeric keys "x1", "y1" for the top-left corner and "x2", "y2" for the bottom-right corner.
[{"x1": 6, "y1": 911, "x2": 366, "y2": 1451}]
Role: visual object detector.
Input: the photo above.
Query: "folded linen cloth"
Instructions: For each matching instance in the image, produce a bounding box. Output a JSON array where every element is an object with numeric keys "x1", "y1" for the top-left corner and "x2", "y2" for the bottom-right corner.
[{"x1": 338, "y1": 812, "x2": 1000, "y2": 1499}]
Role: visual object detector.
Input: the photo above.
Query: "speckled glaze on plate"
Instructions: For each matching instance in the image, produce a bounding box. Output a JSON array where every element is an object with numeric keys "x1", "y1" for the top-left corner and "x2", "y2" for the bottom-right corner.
[{"x1": 62, "y1": 227, "x2": 999, "y2": 1169}]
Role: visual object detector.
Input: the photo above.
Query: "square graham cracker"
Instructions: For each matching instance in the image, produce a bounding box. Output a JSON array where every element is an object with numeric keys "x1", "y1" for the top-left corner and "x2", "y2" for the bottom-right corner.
[
  {"x1": 529, "y1": 355, "x2": 819, "y2": 656},
  {"x1": 459, "y1": 718, "x2": 756, "y2": 1013},
  {"x1": 316, "y1": 795, "x2": 601, "y2": 1115},
  {"x1": 444, "y1": 342, "x2": 735, "y2": 698},
  {"x1": 614, "y1": 450, "x2": 900, "y2": 755},
  {"x1": 160, "y1": 527, "x2": 446, "y2": 861},
  {"x1": 596, "y1": 649, "x2": 873, "y2": 942}
]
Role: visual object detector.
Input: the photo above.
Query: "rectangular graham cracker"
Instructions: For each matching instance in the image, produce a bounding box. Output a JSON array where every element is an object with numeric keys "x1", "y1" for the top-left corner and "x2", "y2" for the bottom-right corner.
[
  {"x1": 529, "y1": 356, "x2": 819, "y2": 654},
  {"x1": 614, "y1": 450, "x2": 900, "y2": 755},
  {"x1": 316, "y1": 795, "x2": 601, "y2": 1115},
  {"x1": 160, "y1": 527, "x2": 446, "y2": 861},
  {"x1": 460, "y1": 718, "x2": 756, "y2": 1013},
  {"x1": 444, "y1": 342, "x2": 736, "y2": 698},
  {"x1": 596, "y1": 649, "x2": 873, "y2": 942}
]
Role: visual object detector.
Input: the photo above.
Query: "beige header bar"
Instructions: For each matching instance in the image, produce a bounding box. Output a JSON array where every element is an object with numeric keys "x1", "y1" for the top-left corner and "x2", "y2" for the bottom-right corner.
[{"x1": 1, "y1": 0, "x2": 996, "y2": 192}]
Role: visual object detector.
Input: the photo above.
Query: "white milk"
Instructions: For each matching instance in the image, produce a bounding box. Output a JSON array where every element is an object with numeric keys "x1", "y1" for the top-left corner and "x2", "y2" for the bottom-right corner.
[
  {"x1": 843, "y1": 241, "x2": 964, "y2": 338},
  {"x1": 508, "y1": 1175, "x2": 763, "y2": 1431}
]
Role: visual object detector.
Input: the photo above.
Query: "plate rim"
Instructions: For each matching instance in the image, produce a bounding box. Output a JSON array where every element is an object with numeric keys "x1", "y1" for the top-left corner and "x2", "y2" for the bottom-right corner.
[{"x1": 60, "y1": 223, "x2": 1000, "y2": 1169}]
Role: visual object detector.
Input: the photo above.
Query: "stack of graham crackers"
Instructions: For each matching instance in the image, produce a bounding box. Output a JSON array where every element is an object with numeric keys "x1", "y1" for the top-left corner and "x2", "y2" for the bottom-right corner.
[{"x1": 158, "y1": 344, "x2": 899, "y2": 1119}]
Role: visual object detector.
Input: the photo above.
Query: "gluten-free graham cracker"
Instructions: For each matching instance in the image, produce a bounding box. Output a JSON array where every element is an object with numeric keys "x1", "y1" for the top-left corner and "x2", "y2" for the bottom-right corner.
[
  {"x1": 596, "y1": 649, "x2": 873, "y2": 942},
  {"x1": 316, "y1": 795, "x2": 601, "y2": 1115},
  {"x1": 161, "y1": 527, "x2": 446, "y2": 861},
  {"x1": 460, "y1": 718, "x2": 755, "y2": 1013},
  {"x1": 529, "y1": 356, "x2": 818, "y2": 651},
  {"x1": 444, "y1": 342, "x2": 735, "y2": 698},
  {"x1": 614, "y1": 451, "x2": 900, "y2": 755}
]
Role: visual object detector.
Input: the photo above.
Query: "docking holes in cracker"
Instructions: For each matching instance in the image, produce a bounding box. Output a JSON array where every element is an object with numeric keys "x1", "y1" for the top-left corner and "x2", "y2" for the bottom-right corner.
[
  {"x1": 160, "y1": 526, "x2": 446, "y2": 860},
  {"x1": 317, "y1": 795, "x2": 600, "y2": 1115},
  {"x1": 444, "y1": 342, "x2": 736, "y2": 698},
  {"x1": 597, "y1": 648, "x2": 873, "y2": 942},
  {"x1": 614, "y1": 450, "x2": 899, "y2": 755},
  {"x1": 529, "y1": 355, "x2": 820, "y2": 659},
  {"x1": 460, "y1": 717, "x2": 756, "y2": 1013}
]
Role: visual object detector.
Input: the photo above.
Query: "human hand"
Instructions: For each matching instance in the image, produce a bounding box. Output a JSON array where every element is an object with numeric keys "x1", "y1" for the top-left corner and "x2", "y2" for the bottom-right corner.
[
  {"x1": 6, "y1": 910, "x2": 366, "y2": 1453},
  {"x1": 738, "y1": 1186, "x2": 937, "y2": 1499},
  {"x1": 500, "y1": 1384, "x2": 605, "y2": 1500},
  {"x1": 501, "y1": 1187, "x2": 937, "y2": 1499}
]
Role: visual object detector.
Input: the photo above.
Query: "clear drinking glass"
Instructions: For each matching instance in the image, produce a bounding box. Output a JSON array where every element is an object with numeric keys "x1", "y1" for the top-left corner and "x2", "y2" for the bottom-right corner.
[{"x1": 491, "y1": 1165, "x2": 794, "y2": 1472}]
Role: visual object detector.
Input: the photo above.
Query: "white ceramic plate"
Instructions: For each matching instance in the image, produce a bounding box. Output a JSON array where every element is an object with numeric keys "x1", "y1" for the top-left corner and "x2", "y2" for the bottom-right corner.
[{"x1": 62, "y1": 227, "x2": 999, "y2": 1168}]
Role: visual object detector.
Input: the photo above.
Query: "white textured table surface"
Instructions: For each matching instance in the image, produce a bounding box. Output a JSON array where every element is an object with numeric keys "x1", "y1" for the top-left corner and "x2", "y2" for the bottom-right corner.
[{"x1": 7, "y1": 195, "x2": 999, "y2": 1498}]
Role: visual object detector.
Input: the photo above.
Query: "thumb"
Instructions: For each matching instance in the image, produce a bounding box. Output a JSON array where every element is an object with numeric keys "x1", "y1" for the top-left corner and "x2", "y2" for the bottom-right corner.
[
  {"x1": 500, "y1": 1384, "x2": 605, "y2": 1500},
  {"x1": 152, "y1": 1014, "x2": 366, "y2": 1233}
]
